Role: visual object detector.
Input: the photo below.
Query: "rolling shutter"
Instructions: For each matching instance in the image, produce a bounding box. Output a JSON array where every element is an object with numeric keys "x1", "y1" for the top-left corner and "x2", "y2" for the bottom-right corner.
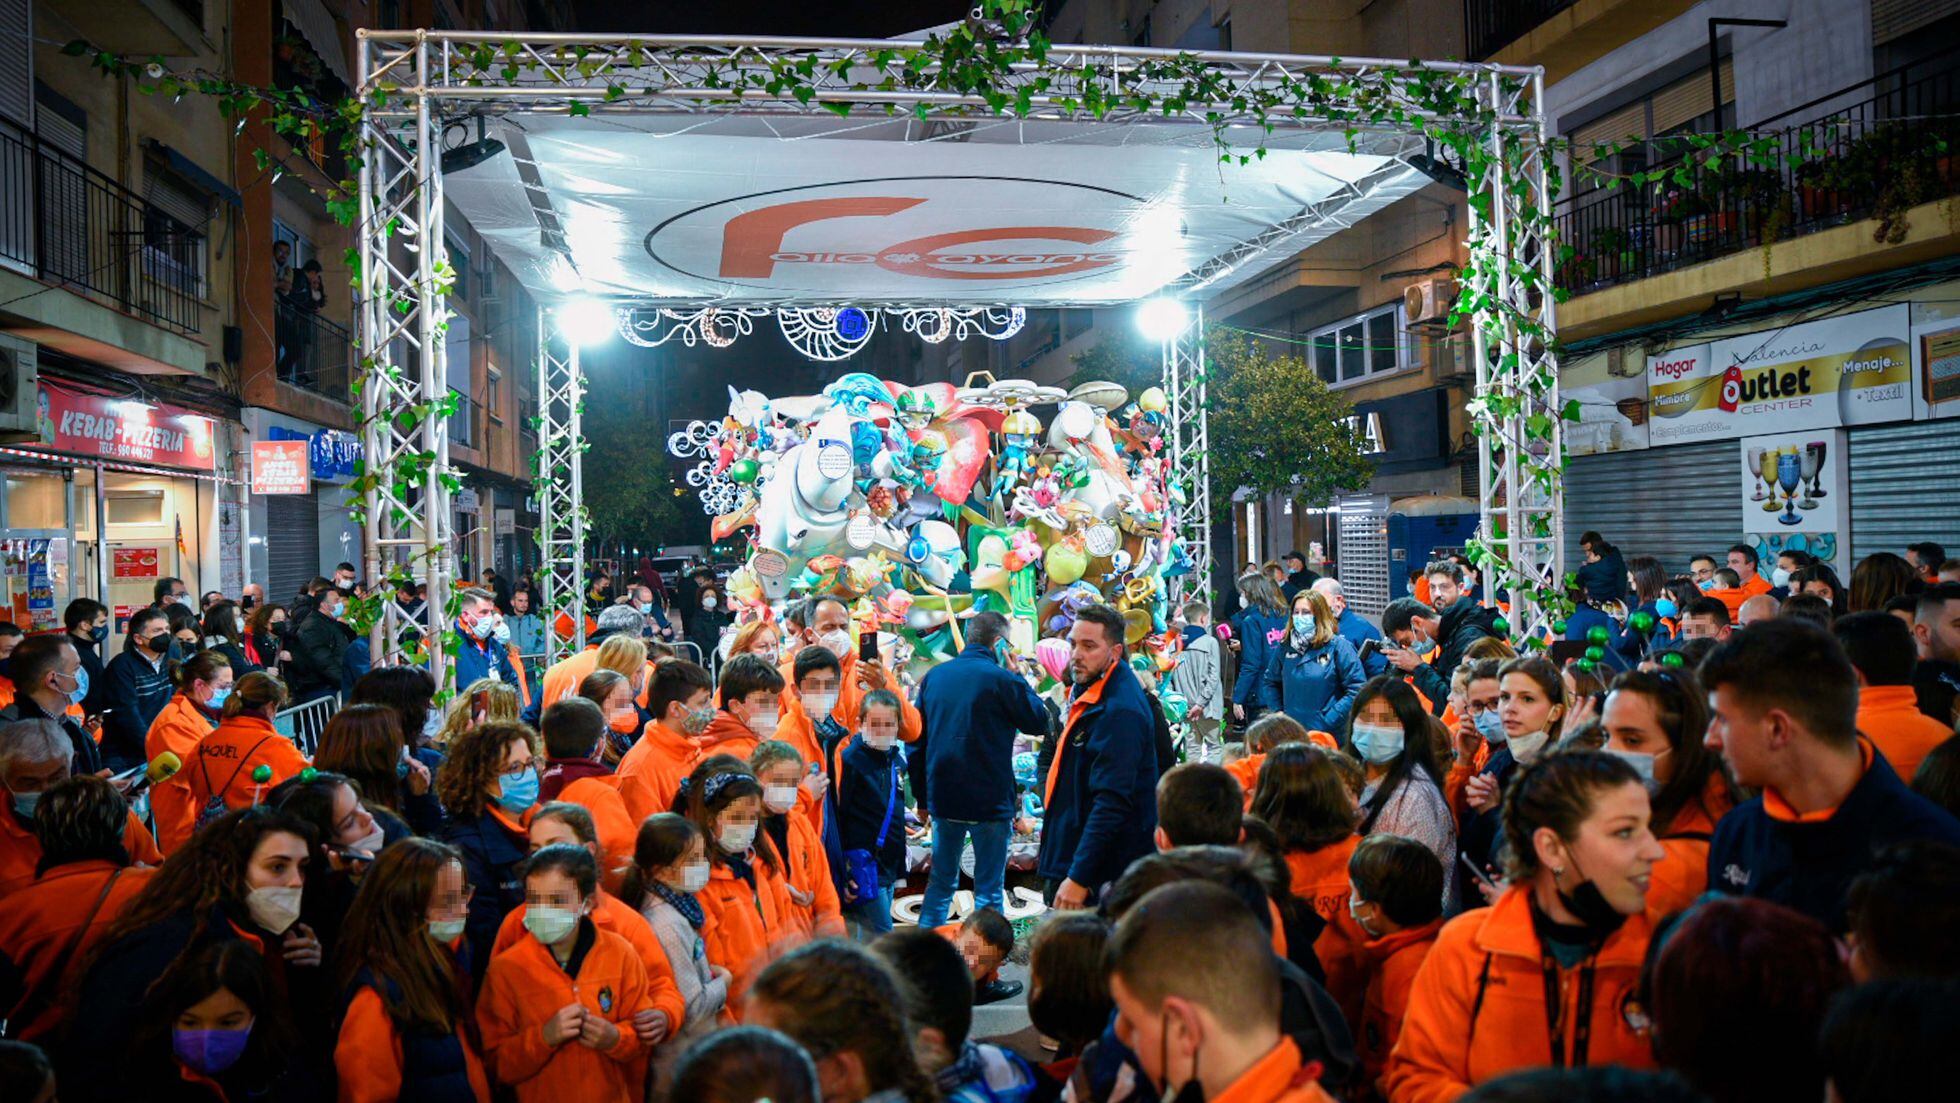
[
  {"x1": 1872, "y1": 0, "x2": 1960, "y2": 44},
  {"x1": 1848, "y1": 422, "x2": 1960, "y2": 564},
  {"x1": 1563, "y1": 441, "x2": 1737, "y2": 577},
  {"x1": 0, "y1": 0, "x2": 28, "y2": 127},
  {"x1": 265, "y1": 491, "x2": 321, "y2": 605},
  {"x1": 1337, "y1": 493, "x2": 1391, "y2": 618}
]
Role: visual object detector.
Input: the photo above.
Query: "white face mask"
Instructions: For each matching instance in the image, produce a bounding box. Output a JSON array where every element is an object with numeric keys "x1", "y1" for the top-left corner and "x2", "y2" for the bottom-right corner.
[
  {"x1": 1604, "y1": 748, "x2": 1661, "y2": 793},
  {"x1": 802, "y1": 691, "x2": 838, "y2": 719},
  {"x1": 1509, "y1": 729, "x2": 1552, "y2": 765},
  {"x1": 346, "y1": 824, "x2": 385, "y2": 859},
  {"x1": 862, "y1": 732, "x2": 898, "y2": 752},
  {"x1": 1770, "y1": 567, "x2": 1793, "y2": 588},
  {"x1": 701, "y1": 594, "x2": 718, "y2": 610},
  {"x1": 673, "y1": 860, "x2": 711, "y2": 894},
  {"x1": 744, "y1": 706, "x2": 779, "y2": 738},
  {"x1": 1350, "y1": 723, "x2": 1406, "y2": 765},
  {"x1": 1348, "y1": 896, "x2": 1380, "y2": 939},
  {"x1": 717, "y1": 821, "x2": 758, "y2": 854},
  {"x1": 523, "y1": 905, "x2": 579, "y2": 946},
  {"x1": 818, "y1": 629, "x2": 853, "y2": 659},
  {"x1": 762, "y1": 785, "x2": 799, "y2": 814},
  {"x1": 246, "y1": 885, "x2": 303, "y2": 935}
]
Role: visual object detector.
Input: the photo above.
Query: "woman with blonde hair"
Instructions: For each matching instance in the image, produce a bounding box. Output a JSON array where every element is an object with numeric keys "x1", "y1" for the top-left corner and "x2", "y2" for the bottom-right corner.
[
  {"x1": 1261, "y1": 589, "x2": 1365, "y2": 736},
  {"x1": 429, "y1": 677, "x2": 519, "y2": 748},
  {"x1": 725, "y1": 619, "x2": 783, "y2": 665}
]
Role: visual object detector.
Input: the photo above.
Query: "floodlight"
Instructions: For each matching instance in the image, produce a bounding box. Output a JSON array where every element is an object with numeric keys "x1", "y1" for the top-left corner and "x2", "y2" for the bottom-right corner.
[
  {"x1": 556, "y1": 300, "x2": 618, "y2": 346},
  {"x1": 1135, "y1": 298, "x2": 1191, "y2": 342}
]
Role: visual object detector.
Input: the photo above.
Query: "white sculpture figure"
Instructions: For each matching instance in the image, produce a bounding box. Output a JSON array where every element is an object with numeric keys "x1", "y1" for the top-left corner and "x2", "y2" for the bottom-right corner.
[{"x1": 753, "y1": 403, "x2": 857, "y2": 578}]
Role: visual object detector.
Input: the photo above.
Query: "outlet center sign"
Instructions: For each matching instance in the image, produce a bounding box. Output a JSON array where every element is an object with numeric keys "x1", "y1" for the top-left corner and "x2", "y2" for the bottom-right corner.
[{"x1": 1646, "y1": 304, "x2": 1914, "y2": 444}]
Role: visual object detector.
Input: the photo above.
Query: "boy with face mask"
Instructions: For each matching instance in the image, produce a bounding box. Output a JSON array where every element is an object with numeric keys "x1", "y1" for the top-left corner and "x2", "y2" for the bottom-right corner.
[
  {"x1": 614, "y1": 660, "x2": 717, "y2": 824},
  {"x1": 1346, "y1": 835, "x2": 1447, "y2": 1100}
]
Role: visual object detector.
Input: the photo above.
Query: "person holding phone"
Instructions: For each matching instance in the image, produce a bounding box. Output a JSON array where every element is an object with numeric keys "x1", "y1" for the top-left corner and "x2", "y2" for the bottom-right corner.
[{"x1": 781, "y1": 596, "x2": 922, "y2": 743}]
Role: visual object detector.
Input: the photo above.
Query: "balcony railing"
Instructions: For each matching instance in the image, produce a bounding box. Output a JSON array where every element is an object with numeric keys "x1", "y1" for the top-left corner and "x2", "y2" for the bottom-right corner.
[
  {"x1": 275, "y1": 298, "x2": 353, "y2": 401},
  {"x1": 1465, "y1": 0, "x2": 1579, "y2": 60},
  {"x1": 0, "y1": 115, "x2": 205, "y2": 335},
  {"x1": 449, "y1": 391, "x2": 476, "y2": 448},
  {"x1": 1555, "y1": 59, "x2": 1960, "y2": 296}
]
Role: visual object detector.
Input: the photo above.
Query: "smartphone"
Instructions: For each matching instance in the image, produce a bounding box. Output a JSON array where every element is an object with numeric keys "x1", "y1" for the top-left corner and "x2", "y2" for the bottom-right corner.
[
  {"x1": 859, "y1": 630, "x2": 880, "y2": 662},
  {"x1": 1459, "y1": 852, "x2": 1498, "y2": 890},
  {"x1": 109, "y1": 761, "x2": 148, "y2": 783}
]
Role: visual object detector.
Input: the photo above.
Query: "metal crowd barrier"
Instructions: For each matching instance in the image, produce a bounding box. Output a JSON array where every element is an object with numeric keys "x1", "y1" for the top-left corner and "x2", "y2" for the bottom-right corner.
[{"x1": 276, "y1": 694, "x2": 340, "y2": 756}]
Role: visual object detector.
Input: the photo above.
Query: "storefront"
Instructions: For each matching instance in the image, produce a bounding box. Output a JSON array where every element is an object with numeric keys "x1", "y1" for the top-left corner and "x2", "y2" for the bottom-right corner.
[
  {"x1": 2, "y1": 380, "x2": 230, "y2": 640},
  {"x1": 239, "y1": 408, "x2": 363, "y2": 604},
  {"x1": 1561, "y1": 275, "x2": 1960, "y2": 577}
]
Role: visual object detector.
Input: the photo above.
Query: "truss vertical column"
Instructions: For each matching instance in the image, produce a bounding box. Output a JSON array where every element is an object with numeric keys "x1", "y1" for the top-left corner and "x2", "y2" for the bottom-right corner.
[
  {"x1": 1163, "y1": 305, "x2": 1213, "y2": 604},
  {"x1": 1469, "y1": 71, "x2": 1564, "y2": 641},
  {"x1": 536, "y1": 307, "x2": 587, "y2": 665},
  {"x1": 358, "y1": 30, "x2": 454, "y2": 687}
]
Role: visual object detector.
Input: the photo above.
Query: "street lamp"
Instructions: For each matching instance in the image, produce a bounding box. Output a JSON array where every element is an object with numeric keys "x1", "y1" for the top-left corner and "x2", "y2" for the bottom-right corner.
[
  {"x1": 1135, "y1": 298, "x2": 1190, "y2": 343},
  {"x1": 556, "y1": 300, "x2": 618, "y2": 346}
]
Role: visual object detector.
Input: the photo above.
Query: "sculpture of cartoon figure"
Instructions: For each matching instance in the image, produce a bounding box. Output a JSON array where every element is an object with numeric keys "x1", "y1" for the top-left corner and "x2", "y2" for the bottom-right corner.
[
  {"x1": 909, "y1": 519, "x2": 965, "y2": 591},
  {"x1": 993, "y1": 408, "x2": 1040, "y2": 505},
  {"x1": 753, "y1": 403, "x2": 856, "y2": 576},
  {"x1": 895, "y1": 388, "x2": 938, "y2": 432}
]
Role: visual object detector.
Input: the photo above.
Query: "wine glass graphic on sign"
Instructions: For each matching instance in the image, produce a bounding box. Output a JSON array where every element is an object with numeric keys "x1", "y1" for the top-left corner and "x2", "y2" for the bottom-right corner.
[
  {"x1": 1747, "y1": 446, "x2": 1766, "y2": 501},
  {"x1": 1777, "y1": 450, "x2": 1803, "y2": 526},
  {"x1": 1807, "y1": 440, "x2": 1828, "y2": 498},
  {"x1": 1798, "y1": 445, "x2": 1820, "y2": 510},
  {"x1": 1761, "y1": 446, "x2": 1784, "y2": 512}
]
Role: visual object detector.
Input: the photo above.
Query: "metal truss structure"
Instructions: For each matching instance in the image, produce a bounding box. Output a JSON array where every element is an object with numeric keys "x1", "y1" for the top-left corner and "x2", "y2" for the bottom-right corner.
[
  {"x1": 535, "y1": 308, "x2": 587, "y2": 664},
  {"x1": 355, "y1": 30, "x2": 1561, "y2": 671}
]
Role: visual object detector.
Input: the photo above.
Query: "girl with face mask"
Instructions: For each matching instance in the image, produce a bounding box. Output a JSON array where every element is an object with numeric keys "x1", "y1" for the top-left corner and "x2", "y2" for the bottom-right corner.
[
  {"x1": 750, "y1": 741, "x2": 845, "y2": 939},
  {"x1": 479, "y1": 843, "x2": 656, "y2": 1103},
  {"x1": 1384, "y1": 752, "x2": 1666, "y2": 1100},
  {"x1": 433, "y1": 721, "x2": 539, "y2": 985},
  {"x1": 677, "y1": 759, "x2": 800, "y2": 1000},
  {"x1": 63, "y1": 807, "x2": 319, "y2": 1102},
  {"x1": 1456, "y1": 658, "x2": 1569, "y2": 908},
  {"x1": 146, "y1": 651, "x2": 234, "y2": 854},
  {"x1": 146, "y1": 940, "x2": 298, "y2": 1103},
  {"x1": 625, "y1": 813, "x2": 732, "y2": 1093},
  {"x1": 1597, "y1": 667, "x2": 1736, "y2": 916},
  {"x1": 1344, "y1": 677, "x2": 1459, "y2": 915},
  {"x1": 333, "y1": 838, "x2": 490, "y2": 1102}
]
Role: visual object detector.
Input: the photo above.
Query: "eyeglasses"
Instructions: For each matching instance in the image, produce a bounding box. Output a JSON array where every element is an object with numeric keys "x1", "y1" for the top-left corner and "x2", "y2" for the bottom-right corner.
[{"x1": 499, "y1": 761, "x2": 536, "y2": 782}]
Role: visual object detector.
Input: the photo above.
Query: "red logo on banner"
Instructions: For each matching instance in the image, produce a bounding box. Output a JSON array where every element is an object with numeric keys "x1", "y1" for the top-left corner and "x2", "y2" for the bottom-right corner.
[
  {"x1": 31, "y1": 383, "x2": 216, "y2": 470},
  {"x1": 1719, "y1": 365, "x2": 1744, "y2": 412}
]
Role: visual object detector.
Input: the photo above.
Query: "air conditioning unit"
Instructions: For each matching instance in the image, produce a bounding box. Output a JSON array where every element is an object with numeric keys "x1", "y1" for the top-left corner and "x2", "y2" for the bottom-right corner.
[
  {"x1": 0, "y1": 334, "x2": 39, "y2": 444},
  {"x1": 1403, "y1": 277, "x2": 1459, "y2": 327}
]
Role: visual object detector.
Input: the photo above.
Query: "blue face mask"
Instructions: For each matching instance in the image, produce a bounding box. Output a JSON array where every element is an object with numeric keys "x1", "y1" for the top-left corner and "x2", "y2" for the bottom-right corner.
[
  {"x1": 61, "y1": 666, "x2": 89, "y2": 706},
  {"x1": 1474, "y1": 708, "x2": 1506, "y2": 744},
  {"x1": 205, "y1": 685, "x2": 232, "y2": 711},
  {"x1": 90, "y1": 625, "x2": 109, "y2": 644},
  {"x1": 497, "y1": 768, "x2": 539, "y2": 816},
  {"x1": 12, "y1": 790, "x2": 43, "y2": 819},
  {"x1": 1291, "y1": 613, "x2": 1314, "y2": 634}
]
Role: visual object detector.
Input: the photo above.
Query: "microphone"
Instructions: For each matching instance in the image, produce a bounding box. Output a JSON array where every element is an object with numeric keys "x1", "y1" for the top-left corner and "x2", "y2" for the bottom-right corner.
[{"x1": 125, "y1": 751, "x2": 182, "y2": 797}]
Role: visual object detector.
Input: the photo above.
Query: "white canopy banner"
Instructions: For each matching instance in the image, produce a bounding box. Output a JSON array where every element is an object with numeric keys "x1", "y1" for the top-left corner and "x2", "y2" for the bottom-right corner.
[{"x1": 444, "y1": 117, "x2": 1427, "y2": 305}]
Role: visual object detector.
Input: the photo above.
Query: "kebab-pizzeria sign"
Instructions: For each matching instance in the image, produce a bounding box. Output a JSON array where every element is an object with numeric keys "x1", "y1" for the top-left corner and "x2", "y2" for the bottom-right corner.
[{"x1": 32, "y1": 382, "x2": 217, "y2": 471}]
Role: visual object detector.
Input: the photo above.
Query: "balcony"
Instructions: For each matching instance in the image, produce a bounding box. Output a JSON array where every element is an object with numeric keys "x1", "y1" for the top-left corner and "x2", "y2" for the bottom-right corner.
[
  {"x1": 0, "y1": 116, "x2": 206, "y2": 337},
  {"x1": 1465, "y1": 0, "x2": 1579, "y2": 61},
  {"x1": 275, "y1": 299, "x2": 353, "y2": 401},
  {"x1": 1555, "y1": 59, "x2": 1960, "y2": 301}
]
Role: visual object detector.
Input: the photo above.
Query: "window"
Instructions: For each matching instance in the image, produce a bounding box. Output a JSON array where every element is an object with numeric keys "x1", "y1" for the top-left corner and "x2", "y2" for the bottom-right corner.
[
  {"x1": 141, "y1": 169, "x2": 210, "y2": 299},
  {"x1": 486, "y1": 365, "x2": 503, "y2": 421},
  {"x1": 1303, "y1": 302, "x2": 1407, "y2": 387}
]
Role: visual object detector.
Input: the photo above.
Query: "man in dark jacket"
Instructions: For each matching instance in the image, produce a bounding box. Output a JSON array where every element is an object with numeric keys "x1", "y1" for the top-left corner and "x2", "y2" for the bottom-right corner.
[
  {"x1": 0, "y1": 636, "x2": 102, "y2": 777},
  {"x1": 1037, "y1": 604, "x2": 1159, "y2": 910},
  {"x1": 286, "y1": 583, "x2": 354, "y2": 704},
  {"x1": 1280, "y1": 550, "x2": 1321, "y2": 602},
  {"x1": 1704, "y1": 619, "x2": 1960, "y2": 932},
  {"x1": 1575, "y1": 530, "x2": 1629, "y2": 604},
  {"x1": 62, "y1": 598, "x2": 113, "y2": 717},
  {"x1": 1381, "y1": 560, "x2": 1497, "y2": 715},
  {"x1": 100, "y1": 609, "x2": 175, "y2": 770},
  {"x1": 912, "y1": 611, "x2": 1049, "y2": 935},
  {"x1": 452, "y1": 586, "x2": 519, "y2": 692},
  {"x1": 1912, "y1": 584, "x2": 1960, "y2": 724}
]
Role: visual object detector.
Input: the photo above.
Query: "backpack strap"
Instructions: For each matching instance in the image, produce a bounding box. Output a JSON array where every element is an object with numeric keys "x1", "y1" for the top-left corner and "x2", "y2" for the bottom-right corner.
[{"x1": 207, "y1": 736, "x2": 278, "y2": 807}]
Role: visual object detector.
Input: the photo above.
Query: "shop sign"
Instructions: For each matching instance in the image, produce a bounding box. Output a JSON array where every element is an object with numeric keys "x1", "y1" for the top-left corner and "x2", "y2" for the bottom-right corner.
[
  {"x1": 251, "y1": 440, "x2": 312, "y2": 495},
  {"x1": 32, "y1": 382, "x2": 216, "y2": 470},
  {"x1": 1647, "y1": 305, "x2": 1914, "y2": 444},
  {"x1": 1739, "y1": 429, "x2": 1848, "y2": 569},
  {"x1": 494, "y1": 508, "x2": 515, "y2": 536},
  {"x1": 265, "y1": 426, "x2": 361, "y2": 482},
  {"x1": 456, "y1": 488, "x2": 481, "y2": 512},
  {"x1": 113, "y1": 547, "x2": 161, "y2": 579}
]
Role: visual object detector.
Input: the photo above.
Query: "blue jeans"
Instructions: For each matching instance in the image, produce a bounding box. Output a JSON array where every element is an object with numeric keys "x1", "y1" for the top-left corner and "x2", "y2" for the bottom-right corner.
[
  {"x1": 846, "y1": 885, "x2": 893, "y2": 940},
  {"x1": 919, "y1": 817, "x2": 1010, "y2": 929}
]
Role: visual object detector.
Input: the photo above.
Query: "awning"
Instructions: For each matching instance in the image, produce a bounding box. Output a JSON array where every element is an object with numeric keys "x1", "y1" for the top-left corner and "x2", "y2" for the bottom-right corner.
[
  {"x1": 144, "y1": 140, "x2": 243, "y2": 208},
  {"x1": 281, "y1": 0, "x2": 355, "y2": 89}
]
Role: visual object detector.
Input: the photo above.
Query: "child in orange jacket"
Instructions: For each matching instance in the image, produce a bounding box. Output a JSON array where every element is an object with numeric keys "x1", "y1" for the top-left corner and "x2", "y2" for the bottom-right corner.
[
  {"x1": 614, "y1": 659, "x2": 717, "y2": 824},
  {"x1": 676, "y1": 757, "x2": 801, "y2": 1013},
  {"x1": 750, "y1": 740, "x2": 845, "y2": 939},
  {"x1": 478, "y1": 843, "x2": 653, "y2": 1103},
  {"x1": 1345, "y1": 834, "x2": 1448, "y2": 1102}
]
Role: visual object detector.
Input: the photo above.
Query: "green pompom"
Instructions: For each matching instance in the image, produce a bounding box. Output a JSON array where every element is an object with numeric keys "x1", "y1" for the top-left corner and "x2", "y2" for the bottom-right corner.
[
  {"x1": 1660, "y1": 650, "x2": 1686, "y2": 669},
  {"x1": 299, "y1": 766, "x2": 319, "y2": 783},
  {"x1": 251, "y1": 764, "x2": 274, "y2": 784},
  {"x1": 1551, "y1": 619, "x2": 1568, "y2": 634},
  {"x1": 1584, "y1": 645, "x2": 1606, "y2": 662},
  {"x1": 1572, "y1": 658, "x2": 1596, "y2": 673},
  {"x1": 1491, "y1": 616, "x2": 1509, "y2": 636},
  {"x1": 1628, "y1": 611, "x2": 1656, "y2": 633},
  {"x1": 1586, "y1": 625, "x2": 1611, "y2": 645}
]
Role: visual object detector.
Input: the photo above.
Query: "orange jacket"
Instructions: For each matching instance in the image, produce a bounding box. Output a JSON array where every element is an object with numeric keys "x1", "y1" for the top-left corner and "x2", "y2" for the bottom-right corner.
[
  {"x1": 554, "y1": 777, "x2": 639, "y2": 896},
  {"x1": 1226, "y1": 753, "x2": 1264, "y2": 809},
  {"x1": 695, "y1": 714, "x2": 761, "y2": 770},
  {"x1": 1444, "y1": 742, "x2": 1495, "y2": 830},
  {"x1": 772, "y1": 803, "x2": 844, "y2": 938},
  {"x1": 615, "y1": 720, "x2": 707, "y2": 824},
  {"x1": 1286, "y1": 838, "x2": 1366, "y2": 1029},
  {"x1": 1712, "y1": 573, "x2": 1772, "y2": 620},
  {"x1": 335, "y1": 979, "x2": 492, "y2": 1103},
  {"x1": 1645, "y1": 772, "x2": 1736, "y2": 918},
  {"x1": 146, "y1": 693, "x2": 219, "y2": 854},
  {"x1": 1211, "y1": 1037, "x2": 1338, "y2": 1103},
  {"x1": 491, "y1": 890, "x2": 686, "y2": 1031},
  {"x1": 1383, "y1": 887, "x2": 1657, "y2": 1103},
  {"x1": 540, "y1": 647, "x2": 656, "y2": 712},
  {"x1": 1355, "y1": 919, "x2": 1445, "y2": 1101},
  {"x1": 182, "y1": 714, "x2": 309, "y2": 819},
  {"x1": 698, "y1": 855, "x2": 800, "y2": 1013},
  {"x1": 1858, "y1": 685, "x2": 1952, "y2": 782},
  {"x1": 776, "y1": 650, "x2": 921, "y2": 743},
  {"x1": 0, "y1": 859, "x2": 154, "y2": 1042},
  {"x1": 1, "y1": 802, "x2": 161, "y2": 899},
  {"x1": 478, "y1": 922, "x2": 652, "y2": 1103},
  {"x1": 770, "y1": 696, "x2": 829, "y2": 777}
]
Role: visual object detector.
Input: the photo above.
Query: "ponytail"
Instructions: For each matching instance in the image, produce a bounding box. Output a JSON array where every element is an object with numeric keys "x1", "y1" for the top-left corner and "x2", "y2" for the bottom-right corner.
[
  {"x1": 224, "y1": 671, "x2": 289, "y2": 721},
  {"x1": 748, "y1": 941, "x2": 941, "y2": 1103}
]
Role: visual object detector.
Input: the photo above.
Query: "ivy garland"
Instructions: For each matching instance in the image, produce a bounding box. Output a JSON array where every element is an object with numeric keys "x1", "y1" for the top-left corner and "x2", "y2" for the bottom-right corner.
[{"x1": 66, "y1": 0, "x2": 1943, "y2": 653}]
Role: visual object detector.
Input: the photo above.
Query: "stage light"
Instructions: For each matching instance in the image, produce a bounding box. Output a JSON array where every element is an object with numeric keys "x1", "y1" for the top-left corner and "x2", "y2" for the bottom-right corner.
[
  {"x1": 1135, "y1": 298, "x2": 1191, "y2": 342},
  {"x1": 555, "y1": 300, "x2": 618, "y2": 346}
]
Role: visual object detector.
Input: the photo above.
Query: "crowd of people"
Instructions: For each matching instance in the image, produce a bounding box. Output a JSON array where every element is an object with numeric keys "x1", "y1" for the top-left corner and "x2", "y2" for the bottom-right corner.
[{"x1": 1, "y1": 534, "x2": 1959, "y2": 1103}]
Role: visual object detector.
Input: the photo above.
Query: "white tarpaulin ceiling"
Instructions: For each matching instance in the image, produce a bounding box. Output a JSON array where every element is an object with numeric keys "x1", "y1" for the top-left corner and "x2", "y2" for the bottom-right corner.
[{"x1": 443, "y1": 114, "x2": 1429, "y2": 307}]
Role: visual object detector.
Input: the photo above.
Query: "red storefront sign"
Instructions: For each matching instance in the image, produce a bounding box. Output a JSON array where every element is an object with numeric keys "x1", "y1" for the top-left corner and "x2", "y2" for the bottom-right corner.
[
  {"x1": 113, "y1": 548, "x2": 161, "y2": 578},
  {"x1": 30, "y1": 382, "x2": 216, "y2": 470},
  {"x1": 251, "y1": 440, "x2": 311, "y2": 495}
]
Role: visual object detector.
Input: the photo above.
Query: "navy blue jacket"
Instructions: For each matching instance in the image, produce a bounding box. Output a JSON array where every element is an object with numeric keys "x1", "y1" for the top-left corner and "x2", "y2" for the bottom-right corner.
[
  {"x1": 438, "y1": 808, "x2": 529, "y2": 986},
  {"x1": 452, "y1": 630, "x2": 520, "y2": 698},
  {"x1": 101, "y1": 649, "x2": 175, "y2": 769},
  {"x1": 1708, "y1": 747, "x2": 1960, "y2": 931},
  {"x1": 1575, "y1": 547, "x2": 1628, "y2": 603},
  {"x1": 834, "y1": 735, "x2": 909, "y2": 881},
  {"x1": 1035, "y1": 661, "x2": 1158, "y2": 888},
  {"x1": 1562, "y1": 605, "x2": 1633, "y2": 673},
  {"x1": 912, "y1": 640, "x2": 1050, "y2": 822},
  {"x1": 1232, "y1": 608, "x2": 1288, "y2": 708},
  {"x1": 1260, "y1": 634, "x2": 1365, "y2": 734},
  {"x1": 1334, "y1": 608, "x2": 1388, "y2": 678},
  {"x1": 346, "y1": 959, "x2": 480, "y2": 1103}
]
